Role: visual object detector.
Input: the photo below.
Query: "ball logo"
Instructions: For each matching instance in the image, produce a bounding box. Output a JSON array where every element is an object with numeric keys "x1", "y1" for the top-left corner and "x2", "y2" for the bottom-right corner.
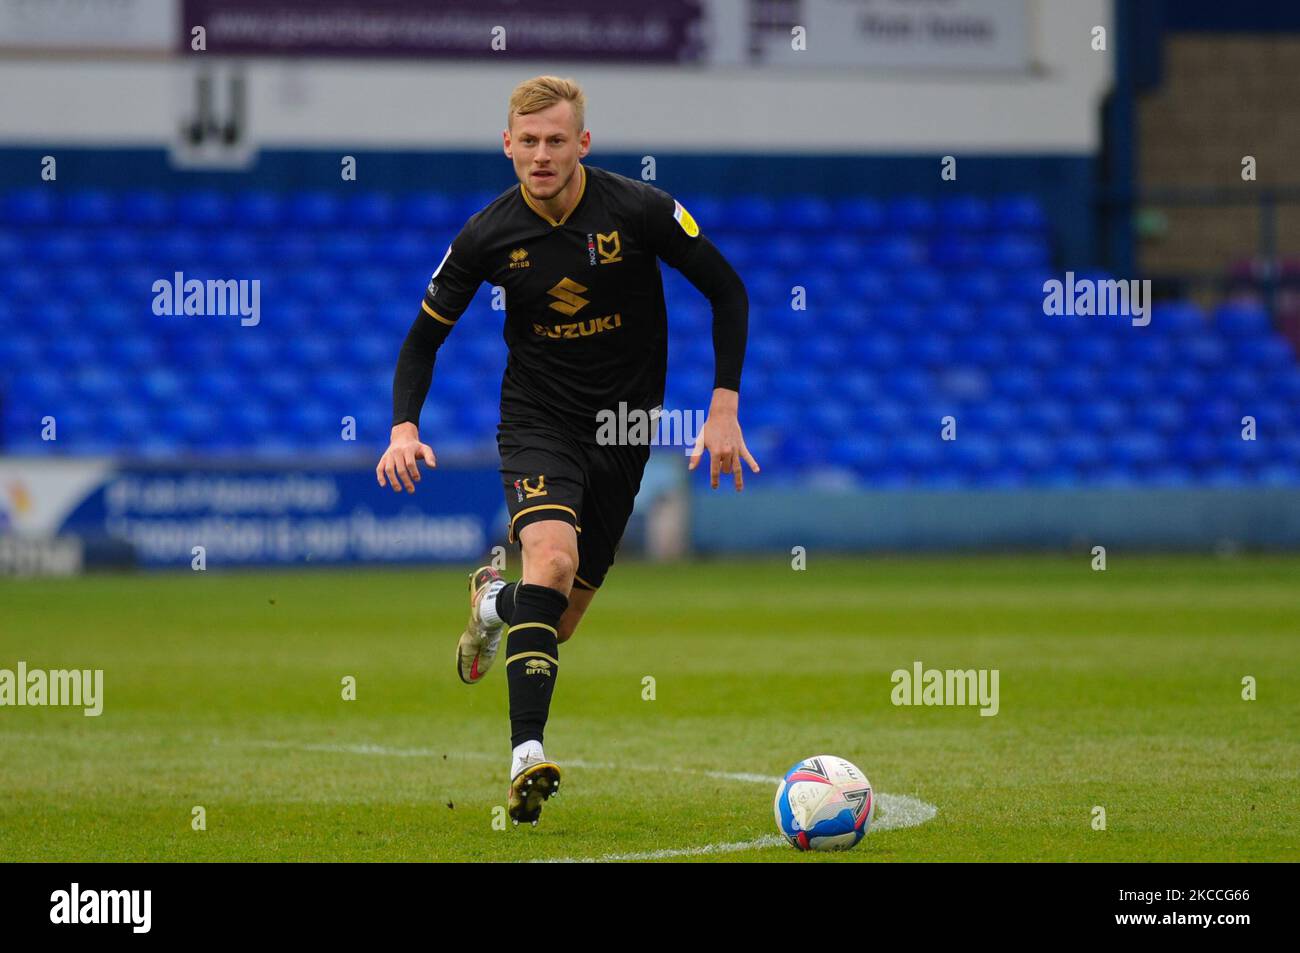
[
  {"x1": 843, "y1": 786, "x2": 872, "y2": 822},
  {"x1": 799, "y1": 757, "x2": 828, "y2": 779}
]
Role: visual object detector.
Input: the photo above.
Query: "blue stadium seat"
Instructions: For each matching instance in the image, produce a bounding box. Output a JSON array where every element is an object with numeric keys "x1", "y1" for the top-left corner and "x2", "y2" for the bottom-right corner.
[
  {"x1": 841, "y1": 268, "x2": 891, "y2": 302},
  {"x1": 64, "y1": 190, "x2": 116, "y2": 226},
  {"x1": 88, "y1": 231, "x2": 145, "y2": 264},
  {"x1": 991, "y1": 368, "x2": 1042, "y2": 402},
  {"x1": 901, "y1": 334, "x2": 952, "y2": 368},
  {"x1": 175, "y1": 190, "x2": 231, "y2": 227},
  {"x1": 724, "y1": 196, "x2": 777, "y2": 231},
  {"x1": 1149, "y1": 301, "x2": 1204, "y2": 333},
  {"x1": 864, "y1": 236, "x2": 925, "y2": 268},
  {"x1": 847, "y1": 397, "x2": 909, "y2": 431},
  {"x1": 3, "y1": 183, "x2": 1296, "y2": 487},
  {"x1": 775, "y1": 195, "x2": 833, "y2": 231},
  {"x1": 119, "y1": 190, "x2": 172, "y2": 226},
  {"x1": 231, "y1": 190, "x2": 286, "y2": 229},
  {"x1": 1134, "y1": 399, "x2": 1185, "y2": 433},
  {"x1": 893, "y1": 269, "x2": 945, "y2": 303},
  {"x1": 286, "y1": 191, "x2": 343, "y2": 228},
  {"x1": 2, "y1": 189, "x2": 57, "y2": 225},
  {"x1": 1183, "y1": 333, "x2": 1229, "y2": 368},
  {"x1": 388, "y1": 228, "x2": 437, "y2": 266},
  {"x1": 1234, "y1": 336, "x2": 1292, "y2": 369},
  {"x1": 960, "y1": 399, "x2": 1017, "y2": 433},
  {"x1": 346, "y1": 192, "x2": 397, "y2": 228},
  {"x1": 677, "y1": 195, "x2": 724, "y2": 230},
  {"x1": 884, "y1": 196, "x2": 935, "y2": 232},
  {"x1": 1113, "y1": 431, "x2": 1166, "y2": 467},
  {"x1": 982, "y1": 236, "x2": 1048, "y2": 269},
  {"x1": 897, "y1": 434, "x2": 941, "y2": 469},
  {"x1": 1059, "y1": 435, "x2": 1104, "y2": 468},
  {"x1": 990, "y1": 195, "x2": 1047, "y2": 231},
  {"x1": 1066, "y1": 335, "x2": 1128, "y2": 369},
  {"x1": 1214, "y1": 302, "x2": 1271, "y2": 336},
  {"x1": 937, "y1": 196, "x2": 991, "y2": 232},
  {"x1": 930, "y1": 236, "x2": 982, "y2": 267},
  {"x1": 957, "y1": 333, "x2": 1008, "y2": 366},
  {"x1": 937, "y1": 367, "x2": 991, "y2": 401},
  {"x1": 834, "y1": 196, "x2": 884, "y2": 232},
  {"x1": 29, "y1": 232, "x2": 90, "y2": 264},
  {"x1": 947, "y1": 269, "x2": 1002, "y2": 303},
  {"x1": 1006, "y1": 434, "x2": 1053, "y2": 472},
  {"x1": 950, "y1": 435, "x2": 1000, "y2": 472}
]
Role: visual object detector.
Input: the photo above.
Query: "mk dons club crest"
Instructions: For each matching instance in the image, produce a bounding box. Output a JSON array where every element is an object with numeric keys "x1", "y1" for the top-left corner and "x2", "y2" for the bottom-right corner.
[{"x1": 597, "y1": 230, "x2": 621, "y2": 264}]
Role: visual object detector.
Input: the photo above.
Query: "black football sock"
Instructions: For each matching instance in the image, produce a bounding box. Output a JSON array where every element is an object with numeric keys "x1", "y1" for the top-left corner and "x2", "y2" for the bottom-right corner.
[
  {"x1": 494, "y1": 581, "x2": 518, "y2": 625},
  {"x1": 505, "y1": 583, "x2": 568, "y2": 750}
]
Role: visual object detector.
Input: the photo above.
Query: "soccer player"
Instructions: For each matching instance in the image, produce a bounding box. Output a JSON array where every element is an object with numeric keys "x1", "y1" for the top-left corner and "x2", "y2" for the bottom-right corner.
[{"x1": 376, "y1": 75, "x2": 758, "y2": 825}]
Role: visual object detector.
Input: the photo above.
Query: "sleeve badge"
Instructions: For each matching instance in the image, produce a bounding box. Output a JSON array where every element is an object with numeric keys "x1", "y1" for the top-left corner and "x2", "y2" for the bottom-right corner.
[{"x1": 672, "y1": 200, "x2": 700, "y2": 238}]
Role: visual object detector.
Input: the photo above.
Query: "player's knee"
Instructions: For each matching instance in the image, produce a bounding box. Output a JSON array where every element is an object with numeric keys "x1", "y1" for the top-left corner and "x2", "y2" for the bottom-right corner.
[{"x1": 527, "y1": 544, "x2": 577, "y2": 590}]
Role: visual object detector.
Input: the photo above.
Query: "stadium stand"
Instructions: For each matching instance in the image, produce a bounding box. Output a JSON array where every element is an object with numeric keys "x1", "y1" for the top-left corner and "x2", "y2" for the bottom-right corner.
[{"x1": 2, "y1": 187, "x2": 1298, "y2": 488}]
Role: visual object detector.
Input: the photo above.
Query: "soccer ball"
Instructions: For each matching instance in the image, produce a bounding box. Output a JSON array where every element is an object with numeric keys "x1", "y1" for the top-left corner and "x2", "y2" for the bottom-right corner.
[{"x1": 774, "y1": 755, "x2": 874, "y2": 851}]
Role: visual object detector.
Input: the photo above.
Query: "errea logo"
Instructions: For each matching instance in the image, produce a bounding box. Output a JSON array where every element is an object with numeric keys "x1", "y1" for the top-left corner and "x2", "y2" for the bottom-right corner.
[
  {"x1": 508, "y1": 247, "x2": 530, "y2": 269},
  {"x1": 525, "y1": 658, "x2": 552, "y2": 677}
]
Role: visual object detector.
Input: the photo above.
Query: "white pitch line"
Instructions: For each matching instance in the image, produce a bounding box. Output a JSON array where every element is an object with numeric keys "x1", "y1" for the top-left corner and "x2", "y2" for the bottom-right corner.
[
  {"x1": 541, "y1": 836, "x2": 789, "y2": 863},
  {"x1": 224, "y1": 739, "x2": 779, "y2": 783},
  {"x1": 871, "y1": 793, "x2": 940, "y2": 833},
  {"x1": 225, "y1": 739, "x2": 939, "y2": 860},
  {"x1": 539, "y1": 795, "x2": 939, "y2": 863}
]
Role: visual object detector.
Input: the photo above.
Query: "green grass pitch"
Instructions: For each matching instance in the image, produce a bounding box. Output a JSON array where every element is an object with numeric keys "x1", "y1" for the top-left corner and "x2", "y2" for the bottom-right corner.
[{"x1": 1, "y1": 554, "x2": 1297, "y2": 862}]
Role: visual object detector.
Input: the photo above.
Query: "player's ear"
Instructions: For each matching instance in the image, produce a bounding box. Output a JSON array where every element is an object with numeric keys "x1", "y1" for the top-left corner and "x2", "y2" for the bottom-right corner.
[{"x1": 502, "y1": 129, "x2": 512, "y2": 157}]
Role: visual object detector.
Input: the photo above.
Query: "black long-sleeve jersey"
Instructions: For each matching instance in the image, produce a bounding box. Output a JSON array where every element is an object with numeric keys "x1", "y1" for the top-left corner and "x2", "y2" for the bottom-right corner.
[{"x1": 392, "y1": 163, "x2": 748, "y2": 443}]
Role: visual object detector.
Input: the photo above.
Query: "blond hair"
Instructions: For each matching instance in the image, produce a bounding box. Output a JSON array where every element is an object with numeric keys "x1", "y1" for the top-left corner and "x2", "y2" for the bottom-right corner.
[{"x1": 507, "y1": 75, "x2": 586, "y2": 133}]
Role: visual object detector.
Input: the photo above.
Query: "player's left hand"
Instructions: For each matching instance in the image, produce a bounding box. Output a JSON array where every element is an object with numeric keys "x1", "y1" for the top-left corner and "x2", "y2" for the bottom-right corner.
[{"x1": 689, "y1": 403, "x2": 760, "y2": 491}]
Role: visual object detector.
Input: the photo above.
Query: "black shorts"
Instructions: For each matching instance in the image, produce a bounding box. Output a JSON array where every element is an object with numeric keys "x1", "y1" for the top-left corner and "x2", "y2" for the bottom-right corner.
[{"x1": 498, "y1": 422, "x2": 651, "y2": 591}]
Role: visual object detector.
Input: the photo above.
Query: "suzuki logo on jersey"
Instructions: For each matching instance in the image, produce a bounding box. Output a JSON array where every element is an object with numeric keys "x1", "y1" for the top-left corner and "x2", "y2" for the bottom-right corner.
[
  {"x1": 533, "y1": 313, "x2": 623, "y2": 339},
  {"x1": 547, "y1": 277, "x2": 590, "y2": 316}
]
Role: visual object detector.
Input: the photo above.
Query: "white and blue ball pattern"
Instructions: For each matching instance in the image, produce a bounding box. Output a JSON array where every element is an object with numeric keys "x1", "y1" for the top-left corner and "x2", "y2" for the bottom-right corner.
[{"x1": 774, "y1": 755, "x2": 874, "y2": 851}]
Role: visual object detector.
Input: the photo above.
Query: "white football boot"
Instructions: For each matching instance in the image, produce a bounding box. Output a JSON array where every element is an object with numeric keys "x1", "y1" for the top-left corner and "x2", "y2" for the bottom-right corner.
[{"x1": 456, "y1": 566, "x2": 506, "y2": 685}]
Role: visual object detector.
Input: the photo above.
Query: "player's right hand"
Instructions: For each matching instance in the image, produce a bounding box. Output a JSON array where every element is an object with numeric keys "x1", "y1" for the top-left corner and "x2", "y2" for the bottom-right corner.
[{"x1": 377, "y1": 422, "x2": 437, "y2": 493}]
